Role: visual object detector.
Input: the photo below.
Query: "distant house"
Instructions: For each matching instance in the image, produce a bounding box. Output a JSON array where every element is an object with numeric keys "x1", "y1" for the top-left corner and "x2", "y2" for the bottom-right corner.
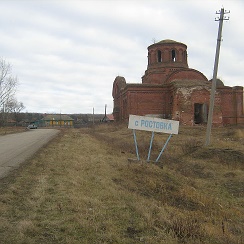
[
  {"x1": 101, "y1": 114, "x2": 114, "y2": 122},
  {"x1": 19, "y1": 119, "x2": 38, "y2": 127},
  {"x1": 41, "y1": 114, "x2": 74, "y2": 127},
  {"x1": 86, "y1": 114, "x2": 114, "y2": 123},
  {"x1": 6, "y1": 119, "x2": 16, "y2": 126},
  {"x1": 87, "y1": 114, "x2": 104, "y2": 123}
]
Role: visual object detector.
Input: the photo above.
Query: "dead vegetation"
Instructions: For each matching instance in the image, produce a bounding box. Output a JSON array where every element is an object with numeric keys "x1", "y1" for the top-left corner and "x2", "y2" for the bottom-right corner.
[
  {"x1": 0, "y1": 123, "x2": 243, "y2": 243},
  {"x1": 0, "y1": 126, "x2": 26, "y2": 135}
]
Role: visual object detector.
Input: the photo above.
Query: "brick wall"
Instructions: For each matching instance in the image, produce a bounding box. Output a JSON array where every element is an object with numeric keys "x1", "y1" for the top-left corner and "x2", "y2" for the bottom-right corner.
[{"x1": 112, "y1": 40, "x2": 244, "y2": 125}]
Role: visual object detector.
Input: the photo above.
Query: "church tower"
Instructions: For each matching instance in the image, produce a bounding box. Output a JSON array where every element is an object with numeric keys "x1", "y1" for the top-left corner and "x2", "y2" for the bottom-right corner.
[{"x1": 142, "y1": 39, "x2": 189, "y2": 85}]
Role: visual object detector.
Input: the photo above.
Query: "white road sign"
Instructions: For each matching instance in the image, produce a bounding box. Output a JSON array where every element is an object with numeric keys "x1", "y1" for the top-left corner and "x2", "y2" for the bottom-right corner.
[{"x1": 128, "y1": 115, "x2": 179, "y2": 134}]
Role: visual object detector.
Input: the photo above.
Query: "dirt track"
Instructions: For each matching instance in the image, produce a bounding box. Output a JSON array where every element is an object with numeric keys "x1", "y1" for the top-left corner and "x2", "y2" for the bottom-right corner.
[{"x1": 0, "y1": 129, "x2": 60, "y2": 179}]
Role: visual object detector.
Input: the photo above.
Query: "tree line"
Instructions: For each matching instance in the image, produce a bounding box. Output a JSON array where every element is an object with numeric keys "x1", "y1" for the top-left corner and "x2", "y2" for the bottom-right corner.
[
  {"x1": 0, "y1": 58, "x2": 25, "y2": 126},
  {"x1": 0, "y1": 58, "x2": 109, "y2": 127}
]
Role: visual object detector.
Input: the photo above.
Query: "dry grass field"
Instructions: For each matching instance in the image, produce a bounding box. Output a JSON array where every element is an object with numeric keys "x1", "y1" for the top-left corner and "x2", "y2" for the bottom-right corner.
[
  {"x1": 0, "y1": 123, "x2": 243, "y2": 244},
  {"x1": 0, "y1": 126, "x2": 26, "y2": 135}
]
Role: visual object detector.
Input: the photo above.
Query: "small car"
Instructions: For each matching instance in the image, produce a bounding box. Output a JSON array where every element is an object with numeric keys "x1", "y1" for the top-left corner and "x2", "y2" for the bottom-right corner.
[{"x1": 27, "y1": 124, "x2": 37, "y2": 129}]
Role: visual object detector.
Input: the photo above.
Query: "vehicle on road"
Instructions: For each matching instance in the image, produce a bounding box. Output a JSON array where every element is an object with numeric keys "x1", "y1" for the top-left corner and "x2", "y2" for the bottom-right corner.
[{"x1": 27, "y1": 124, "x2": 38, "y2": 129}]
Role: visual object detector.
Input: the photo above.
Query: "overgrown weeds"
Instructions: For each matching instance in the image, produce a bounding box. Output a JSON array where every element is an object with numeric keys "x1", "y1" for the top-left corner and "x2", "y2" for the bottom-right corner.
[
  {"x1": 180, "y1": 138, "x2": 202, "y2": 155},
  {"x1": 0, "y1": 124, "x2": 243, "y2": 243},
  {"x1": 167, "y1": 215, "x2": 204, "y2": 242},
  {"x1": 0, "y1": 126, "x2": 26, "y2": 135}
]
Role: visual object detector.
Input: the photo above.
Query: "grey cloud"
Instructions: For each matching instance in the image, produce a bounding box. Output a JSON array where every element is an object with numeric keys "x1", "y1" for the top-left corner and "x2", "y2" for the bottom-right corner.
[{"x1": 1, "y1": 0, "x2": 243, "y2": 114}]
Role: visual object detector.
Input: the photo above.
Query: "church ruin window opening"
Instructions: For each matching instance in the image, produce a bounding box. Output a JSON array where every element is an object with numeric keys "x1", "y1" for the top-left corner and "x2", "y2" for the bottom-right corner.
[
  {"x1": 183, "y1": 51, "x2": 187, "y2": 61},
  {"x1": 194, "y1": 103, "x2": 208, "y2": 124},
  {"x1": 171, "y1": 50, "x2": 176, "y2": 62},
  {"x1": 157, "y1": 50, "x2": 162, "y2": 62}
]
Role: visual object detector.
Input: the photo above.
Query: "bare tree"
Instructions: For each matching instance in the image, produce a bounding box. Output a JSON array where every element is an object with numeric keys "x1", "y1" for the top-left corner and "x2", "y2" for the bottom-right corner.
[
  {"x1": 5, "y1": 98, "x2": 25, "y2": 114},
  {"x1": 0, "y1": 58, "x2": 19, "y2": 125},
  {"x1": 0, "y1": 58, "x2": 18, "y2": 110},
  {"x1": 4, "y1": 98, "x2": 25, "y2": 125}
]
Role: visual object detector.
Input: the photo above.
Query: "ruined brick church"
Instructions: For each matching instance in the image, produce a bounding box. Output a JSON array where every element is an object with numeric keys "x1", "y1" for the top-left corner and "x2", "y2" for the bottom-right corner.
[{"x1": 112, "y1": 39, "x2": 244, "y2": 125}]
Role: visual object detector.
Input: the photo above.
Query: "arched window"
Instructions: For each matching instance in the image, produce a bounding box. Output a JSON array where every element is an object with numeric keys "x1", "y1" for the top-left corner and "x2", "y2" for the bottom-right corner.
[
  {"x1": 183, "y1": 51, "x2": 187, "y2": 61},
  {"x1": 157, "y1": 50, "x2": 162, "y2": 62},
  {"x1": 148, "y1": 52, "x2": 151, "y2": 65},
  {"x1": 171, "y1": 50, "x2": 176, "y2": 62}
]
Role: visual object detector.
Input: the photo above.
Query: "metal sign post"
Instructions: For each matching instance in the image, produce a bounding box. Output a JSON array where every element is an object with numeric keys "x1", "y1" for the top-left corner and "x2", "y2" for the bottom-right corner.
[
  {"x1": 147, "y1": 131, "x2": 154, "y2": 162},
  {"x1": 128, "y1": 115, "x2": 179, "y2": 162},
  {"x1": 155, "y1": 134, "x2": 172, "y2": 162},
  {"x1": 133, "y1": 129, "x2": 140, "y2": 161}
]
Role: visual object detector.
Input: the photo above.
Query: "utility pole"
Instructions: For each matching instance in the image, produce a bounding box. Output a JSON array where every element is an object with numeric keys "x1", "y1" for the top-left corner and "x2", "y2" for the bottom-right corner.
[
  {"x1": 205, "y1": 8, "x2": 229, "y2": 146},
  {"x1": 105, "y1": 104, "x2": 107, "y2": 121},
  {"x1": 60, "y1": 110, "x2": 61, "y2": 127},
  {"x1": 93, "y1": 107, "x2": 94, "y2": 125}
]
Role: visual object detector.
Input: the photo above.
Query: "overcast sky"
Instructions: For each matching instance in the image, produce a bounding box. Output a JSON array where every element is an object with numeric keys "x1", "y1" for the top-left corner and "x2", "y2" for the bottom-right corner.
[{"x1": 0, "y1": 0, "x2": 243, "y2": 114}]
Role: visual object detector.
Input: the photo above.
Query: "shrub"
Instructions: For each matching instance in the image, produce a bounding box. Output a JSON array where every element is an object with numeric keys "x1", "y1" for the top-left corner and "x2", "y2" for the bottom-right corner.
[
  {"x1": 167, "y1": 215, "x2": 204, "y2": 242},
  {"x1": 181, "y1": 139, "x2": 202, "y2": 155}
]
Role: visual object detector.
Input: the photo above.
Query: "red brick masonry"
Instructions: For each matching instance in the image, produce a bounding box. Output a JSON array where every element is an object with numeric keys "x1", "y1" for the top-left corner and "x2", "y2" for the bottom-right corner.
[{"x1": 112, "y1": 39, "x2": 244, "y2": 126}]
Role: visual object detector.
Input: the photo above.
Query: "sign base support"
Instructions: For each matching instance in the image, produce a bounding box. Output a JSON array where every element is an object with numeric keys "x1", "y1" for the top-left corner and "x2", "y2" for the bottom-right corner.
[
  {"x1": 147, "y1": 131, "x2": 154, "y2": 162},
  {"x1": 133, "y1": 129, "x2": 140, "y2": 161},
  {"x1": 155, "y1": 134, "x2": 172, "y2": 162}
]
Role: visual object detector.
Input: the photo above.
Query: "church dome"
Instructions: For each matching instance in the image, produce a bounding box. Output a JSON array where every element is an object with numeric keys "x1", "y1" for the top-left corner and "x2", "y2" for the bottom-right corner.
[
  {"x1": 156, "y1": 39, "x2": 186, "y2": 45},
  {"x1": 143, "y1": 39, "x2": 188, "y2": 84},
  {"x1": 209, "y1": 78, "x2": 225, "y2": 87}
]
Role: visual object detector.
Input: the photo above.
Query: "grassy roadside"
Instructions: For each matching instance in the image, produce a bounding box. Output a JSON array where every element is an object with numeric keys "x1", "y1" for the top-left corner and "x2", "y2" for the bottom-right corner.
[
  {"x1": 0, "y1": 126, "x2": 26, "y2": 135},
  {"x1": 0, "y1": 124, "x2": 243, "y2": 243}
]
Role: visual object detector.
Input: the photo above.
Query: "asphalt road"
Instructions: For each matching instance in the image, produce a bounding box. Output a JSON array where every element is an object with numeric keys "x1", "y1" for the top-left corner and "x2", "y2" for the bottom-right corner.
[{"x1": 0, "y1": 128, "x2": 60, "y2": 179}]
